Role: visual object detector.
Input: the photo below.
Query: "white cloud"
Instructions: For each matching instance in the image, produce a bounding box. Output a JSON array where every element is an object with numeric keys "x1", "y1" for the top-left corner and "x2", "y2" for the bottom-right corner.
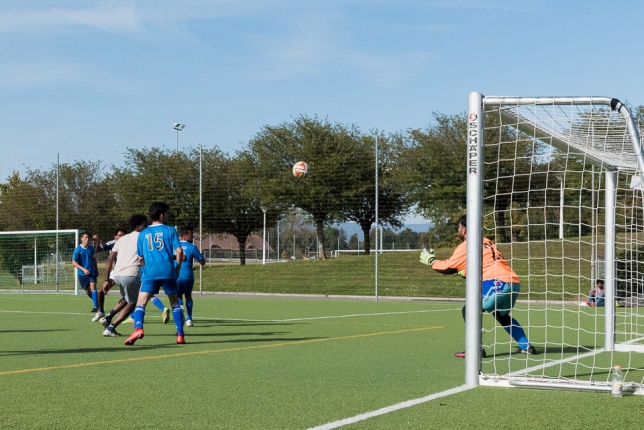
[{"x1": 0, "y1": 4, "x2": 142, "y2": 34}]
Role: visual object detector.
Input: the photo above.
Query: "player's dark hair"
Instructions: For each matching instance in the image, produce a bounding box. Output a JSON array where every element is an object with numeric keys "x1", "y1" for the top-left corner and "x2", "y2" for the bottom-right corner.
[
  {"x1": 149, "y1": 201, "x2": 169, "y2": 221},
  {"x1": 180, "y1": 226, "x2": 194, "y2": 237},
  {"x1": 114, "y1": 228, "x2": 126, "y2": 236},
  {"x1": 129, "y1": 214, "x2": 148, "y2": 231},
  {"x1": 457, "y1": 215, "x2": 467, "y2": 228}
]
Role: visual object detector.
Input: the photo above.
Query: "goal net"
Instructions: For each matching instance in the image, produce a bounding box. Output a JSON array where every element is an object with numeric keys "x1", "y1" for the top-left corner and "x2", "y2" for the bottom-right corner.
[
  {"x1": 466, "y1": 93, "x2": 644, "y2": 395},
  {"x1": 0, "y1": 230, "x2": 79, "y2": 293}
]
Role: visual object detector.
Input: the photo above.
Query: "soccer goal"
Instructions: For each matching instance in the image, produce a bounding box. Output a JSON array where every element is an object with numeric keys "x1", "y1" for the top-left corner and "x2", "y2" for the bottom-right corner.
[
  {"x1": 0, "y1": 230, "x2": 79, "y2": 293},
  {"x1": 465, "y1": 93, "x2": 644, "y2": 395}
]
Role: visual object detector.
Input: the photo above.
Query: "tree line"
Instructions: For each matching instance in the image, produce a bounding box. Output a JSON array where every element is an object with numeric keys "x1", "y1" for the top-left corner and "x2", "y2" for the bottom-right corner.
[{"x1": 2, "y1": 107, "x2": 644, "y2": 265}]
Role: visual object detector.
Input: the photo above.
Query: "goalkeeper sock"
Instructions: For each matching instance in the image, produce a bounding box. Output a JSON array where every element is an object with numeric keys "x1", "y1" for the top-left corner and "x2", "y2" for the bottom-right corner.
[
  {"x1": 503, "y1": 318, "x2": 530, "y2": 351},
  {"x1": 151, "y1": 296, "x2": 165, "y2": 311}
]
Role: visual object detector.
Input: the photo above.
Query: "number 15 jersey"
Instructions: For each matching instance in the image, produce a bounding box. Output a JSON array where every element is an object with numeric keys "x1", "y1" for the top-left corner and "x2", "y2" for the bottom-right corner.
[{"x1": 136, "y1": 224, "x2": 181, "y2": 281}]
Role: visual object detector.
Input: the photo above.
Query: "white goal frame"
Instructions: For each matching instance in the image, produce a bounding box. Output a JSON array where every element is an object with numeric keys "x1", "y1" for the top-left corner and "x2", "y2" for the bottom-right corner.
[
  {"x1": 0, "y1": 229, "x2": 79, "y2": 294},
  {"x1": 465, "y1": 92, "x2": 644, "y2": 394}
]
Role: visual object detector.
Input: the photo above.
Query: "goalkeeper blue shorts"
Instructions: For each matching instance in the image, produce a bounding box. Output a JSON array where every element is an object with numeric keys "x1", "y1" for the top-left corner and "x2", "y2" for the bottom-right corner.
[{"x1": 481, "y1": 280, "x2": 520, "y2": 315}]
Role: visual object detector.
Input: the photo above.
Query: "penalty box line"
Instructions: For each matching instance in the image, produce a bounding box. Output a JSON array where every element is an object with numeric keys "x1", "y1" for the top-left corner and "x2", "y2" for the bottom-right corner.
[
  {"x1": 199, "y1": 307, "x2": 461, "y2": 323},
  {"x1": 308, "y1": 384, "x2": 473, "y2": 430}
]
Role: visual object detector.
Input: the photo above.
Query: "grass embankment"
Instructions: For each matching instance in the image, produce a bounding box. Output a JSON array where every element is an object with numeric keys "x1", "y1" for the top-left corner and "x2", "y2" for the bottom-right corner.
[
  {"x1": 0, "y1": 238, "x2": 600, "y2": 300},
  {"x1": 198, "y1": 239, "x2": 596, "y2": 300}
]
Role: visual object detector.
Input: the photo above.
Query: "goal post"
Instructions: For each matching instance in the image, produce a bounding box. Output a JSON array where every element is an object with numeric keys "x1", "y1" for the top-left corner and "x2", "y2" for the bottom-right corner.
[
  {"x1": 0, "y1": 230, "x2": 79, "y2": 294},
  {"x1": 466, "y1": 93, "x2": 644, "y2": 394}
]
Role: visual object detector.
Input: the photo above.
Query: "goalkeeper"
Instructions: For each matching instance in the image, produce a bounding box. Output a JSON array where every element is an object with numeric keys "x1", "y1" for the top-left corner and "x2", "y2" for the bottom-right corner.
[{"x1": 420, "y1": 214, "x2": 536, "y2": 358}]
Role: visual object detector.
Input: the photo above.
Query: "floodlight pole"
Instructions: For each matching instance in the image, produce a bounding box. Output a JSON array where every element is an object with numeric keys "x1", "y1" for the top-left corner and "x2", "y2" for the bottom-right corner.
[
  {"x1": 173, "y1": 122, "x2": 186, "y2": 152},
  {"x1": 261, "y1": 206, "x2": 268, "y2": 265}
]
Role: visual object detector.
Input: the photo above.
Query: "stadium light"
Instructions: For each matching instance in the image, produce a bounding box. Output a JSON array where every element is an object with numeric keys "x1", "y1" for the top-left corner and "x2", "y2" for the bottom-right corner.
[
  {"x1": 261, "y1": 206, "x2": 268, "y2": 265},
  {"x1": 173, "y1": 122, "x2": 186, "y2": 152}
]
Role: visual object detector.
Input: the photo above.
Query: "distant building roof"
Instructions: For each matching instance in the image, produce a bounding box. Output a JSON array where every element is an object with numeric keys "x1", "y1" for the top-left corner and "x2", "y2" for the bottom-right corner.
[{"x1": 197, "y1": 233, "x2": 272, "y2": 252}]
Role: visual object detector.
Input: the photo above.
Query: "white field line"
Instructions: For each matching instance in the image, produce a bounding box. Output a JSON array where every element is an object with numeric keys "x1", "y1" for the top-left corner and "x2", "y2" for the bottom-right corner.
[
  {"x1": 0, "y1": 310, "x2": 89, "y2": 316},
  {"x1": 0, "y1": 307, "x2": 461, "y2": 322},
  {"x1": 196, "y1": 308, "x2": 460, "y2": 323},
  {"x1": 0, "y1": 307, "x2": 459, "y2": 320},
  {"x1": 506, "y1": 333, "x2": 644, "y2": 378},
  {"x1": 308, "y1": 384, "x2": 473, "y2": 430},
  {"x1": 505, "y1": 348, "x2": 605, "y2": 377}
]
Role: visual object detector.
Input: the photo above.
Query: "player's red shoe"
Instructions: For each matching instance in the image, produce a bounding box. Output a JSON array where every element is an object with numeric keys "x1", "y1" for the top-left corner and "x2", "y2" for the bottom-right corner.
[
  {"x1": 124, "y1": 329, "x2": 144, "y2": 346},
  {"x1": 176, "y1": 332, "x2": 185, "y2": 344}
]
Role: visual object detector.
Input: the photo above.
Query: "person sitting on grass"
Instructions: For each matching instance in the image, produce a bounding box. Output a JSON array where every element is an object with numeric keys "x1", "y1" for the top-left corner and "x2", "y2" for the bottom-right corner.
[{"x1": 587, "y1": 279, "x2": 605, "y2": 307}]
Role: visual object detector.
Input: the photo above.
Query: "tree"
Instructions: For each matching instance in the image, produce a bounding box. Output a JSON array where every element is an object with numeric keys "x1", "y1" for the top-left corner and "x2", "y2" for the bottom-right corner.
[
  {"x1": 402, "y1": 113, "x2": 469, "y2": 246},
  {"x1": 403, "y1": 112, "x2": 548, "y2": 245},
  {"x1": 0, "y1": 161, "x2": 115, "y2": 235},
  {"x1": 108, "y1": 148, "x2": 204, "y2": 228},
  {"x1": 208, "y1": 152, "x2": 277, "y2": 265},
  {"x1": 246, "y1": 115, "x2": 363, "y2": 260},
  {"x1": 323, "y1": 226, "x2": 347, "y2": 255},
  {"x1": 340, "y1": 132, "x2": 410, "y2": 254},
  {"x1": 0, "y1": 172, "x2": 52, "y2": 231}
]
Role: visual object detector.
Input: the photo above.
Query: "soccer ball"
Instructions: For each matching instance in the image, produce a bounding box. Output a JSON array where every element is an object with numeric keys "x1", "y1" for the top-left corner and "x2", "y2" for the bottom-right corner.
[{"x1": 292, "y1": 161, "x2": 309, "y2": 178}]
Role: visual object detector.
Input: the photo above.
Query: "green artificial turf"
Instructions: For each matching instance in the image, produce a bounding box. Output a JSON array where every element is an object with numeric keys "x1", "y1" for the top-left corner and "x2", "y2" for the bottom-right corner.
[{"x1": 1, "y1": 294, "x2": 642, "y2": 429}]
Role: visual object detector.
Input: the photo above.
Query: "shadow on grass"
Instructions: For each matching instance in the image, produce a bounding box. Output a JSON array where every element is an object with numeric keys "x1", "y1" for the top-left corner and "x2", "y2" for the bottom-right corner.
[
  {"x1": 0, "y1": 332, "x2": 326, "y2": 356},
  {"x1": 1, "y1": 329, "x2": 73, "y2": 334},
  {"x1": 489, "y1": 344, "x2": 599, "y2": 358}
]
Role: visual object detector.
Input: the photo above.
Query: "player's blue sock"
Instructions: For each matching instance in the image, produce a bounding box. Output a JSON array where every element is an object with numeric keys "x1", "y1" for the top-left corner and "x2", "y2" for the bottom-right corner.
[
  {"x1": 186, "y1": 300, "x2": 193, "y2": 320},
  {"x1": 178, "y1": 298, "x2": 184, "y2": 308},
  {"x1": 91, "y1": 290, "x2": 98, "y2": 308},
  {"x1": 504, "y1": 318, "x2": 530, "y2": 350},
  {"x1": 133, "y1": 305, "x2": 146, "y2": 330},
  {"x1": 172, "y1": 305, "x2": 184, "y2": 332},
  {"x1": 151, "y1": 296, "x2": 165, "y2": 311}
]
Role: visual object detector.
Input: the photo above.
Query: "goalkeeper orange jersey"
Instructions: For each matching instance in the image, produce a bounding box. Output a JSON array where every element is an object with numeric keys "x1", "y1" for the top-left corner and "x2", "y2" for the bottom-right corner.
[{"x1": 431, "y1": 237, "x2": 520, "y2": 284}]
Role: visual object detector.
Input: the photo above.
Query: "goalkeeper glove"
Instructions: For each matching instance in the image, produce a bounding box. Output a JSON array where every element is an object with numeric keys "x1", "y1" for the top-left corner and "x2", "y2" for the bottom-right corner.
[
  {"x1": 419, "y1": 248, "x2": 436, "y2": 266},
  {"x1": 457, "y1": 269, "x2": 465, "y2": 278}
]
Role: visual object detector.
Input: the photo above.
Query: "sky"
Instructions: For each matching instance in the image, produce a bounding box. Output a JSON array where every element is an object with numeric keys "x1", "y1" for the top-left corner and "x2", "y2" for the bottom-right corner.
[{"x1": 2, "y1": 0, "x2": 644, "y2": 224}]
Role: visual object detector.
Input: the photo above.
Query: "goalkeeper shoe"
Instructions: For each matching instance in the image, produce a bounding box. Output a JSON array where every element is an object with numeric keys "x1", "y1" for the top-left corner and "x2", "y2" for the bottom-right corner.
[
  {"x1": 454, "y1": 348, "x2": 487, "y2": 358},
  {"x1": 176, "y1": 332, "x2": 186, "y2": 344},
  {"x1": 124, "y1": 329, "x2": 144, "y2": 346},
  {"x1": 516, "y1": 345, "x2": 537, "y2": 355},
  {"x1": 162, "y1": 308, "x2": 170, "y2": 324},
  {"x1": 91, "y1": 312, "x2": 105, "y2": 322},
  {"x1": 186, "y1": 319, "x2": 193, "y2": 327}
]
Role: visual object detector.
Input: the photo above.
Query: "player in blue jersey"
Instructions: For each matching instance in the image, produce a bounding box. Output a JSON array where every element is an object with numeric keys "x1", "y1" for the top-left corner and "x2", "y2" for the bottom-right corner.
[
  {"x1": 177, "y1": 226, "x2": 206, "y2": 327},
  {"x1": 125, "y1": 202, "x2": 185, "y2": 346},
  {"x1": 71, "y1": 232, "x2": 100, "y2": 313}
]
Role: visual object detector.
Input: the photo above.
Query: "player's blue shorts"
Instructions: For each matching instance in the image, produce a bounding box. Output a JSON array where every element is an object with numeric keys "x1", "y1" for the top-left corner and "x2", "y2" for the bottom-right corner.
[
  {"x1": 78, "y1": 274, "x2": 97, "y2": 290},
  {"x1": 481, "y1": 280, "x2": 520, "y2": 315},
  {"x1": 140, "y1": 278, "x2": 179, "y2": 296},
  {"x1": 177, "y1": 278, "x2": 195, "y2": 295}
]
